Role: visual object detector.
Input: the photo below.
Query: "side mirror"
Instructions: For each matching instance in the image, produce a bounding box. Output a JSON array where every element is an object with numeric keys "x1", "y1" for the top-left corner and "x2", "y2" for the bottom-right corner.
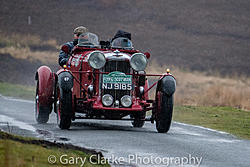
[{"x1": 144, "y1": 52, "x2": 150, "y2": 59}]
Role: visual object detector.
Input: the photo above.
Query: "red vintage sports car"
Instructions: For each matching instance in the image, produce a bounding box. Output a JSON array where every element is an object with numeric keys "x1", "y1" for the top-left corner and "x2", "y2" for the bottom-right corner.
[{"x1": 35, "y1": 32, "x2": 176, "y2": 133}]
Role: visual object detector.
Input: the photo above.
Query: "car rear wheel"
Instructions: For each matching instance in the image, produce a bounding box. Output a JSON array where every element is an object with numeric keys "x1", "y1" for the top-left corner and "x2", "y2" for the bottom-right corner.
[
  {"x1": 55, "y1": 85, "x2": 72, "y2": 129},
  {"x1": 155, "y1": 91, "x2": 173, "y2": 133},
  {"x1": 131, "y1": 112, "x2": 145, "y2": 128},
  {"x1": 35, "y1": 81, "x2": 51, "y2": 124}
]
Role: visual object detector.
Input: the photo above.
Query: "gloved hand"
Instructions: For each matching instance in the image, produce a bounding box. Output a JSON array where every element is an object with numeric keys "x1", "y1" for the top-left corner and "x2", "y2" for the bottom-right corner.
[
  {"x1": 59, "y1": 58, "x2": 67, "y2": 67},
  {"x1": 73, "y1": 38, "x2": 78, "y2": 46}
]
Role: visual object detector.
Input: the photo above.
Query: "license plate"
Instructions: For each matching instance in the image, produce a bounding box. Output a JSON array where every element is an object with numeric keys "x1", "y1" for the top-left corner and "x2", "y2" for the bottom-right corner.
[{"x1": 102, "y1": 71, "x2": 132, "y2": 90}]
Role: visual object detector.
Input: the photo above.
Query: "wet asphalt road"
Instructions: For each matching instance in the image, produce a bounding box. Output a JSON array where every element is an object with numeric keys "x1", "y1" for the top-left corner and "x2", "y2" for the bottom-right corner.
[{"x1": 0, "y1": 95, "x2": 250, "y2": 167}]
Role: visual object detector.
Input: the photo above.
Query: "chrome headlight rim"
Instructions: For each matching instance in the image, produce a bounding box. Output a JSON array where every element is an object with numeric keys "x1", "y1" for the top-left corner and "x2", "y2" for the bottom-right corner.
[
  {"x1": 120, "y1": 95, "x2": 132, "y2": 108},
  {"x1": 88, "y1": 51, "x2": 106, "y2": 69},
  {"x1": 102, "y1": 94, "x2": 114, "y2": 107},
  {"x1": 130, "y1": 53, "x2": 148, "y2": 71}
]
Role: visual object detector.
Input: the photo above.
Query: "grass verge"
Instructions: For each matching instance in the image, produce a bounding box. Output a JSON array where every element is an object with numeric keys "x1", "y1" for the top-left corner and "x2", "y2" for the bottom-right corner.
[
  {"x1": 173, "y1": 106, "x2": 250, "y2": 140},
  {"x1": 0, "y1": 82, "x2": 35, "y2": 100},
  {"x1": 0, "y1": 131, "x2": 109, "y2": 167}
]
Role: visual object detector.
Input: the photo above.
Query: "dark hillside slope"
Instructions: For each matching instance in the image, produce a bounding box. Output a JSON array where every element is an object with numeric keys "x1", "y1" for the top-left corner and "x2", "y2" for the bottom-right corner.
[
  {"x1": 0, "y1": 53, "x2": 57, "y2": 85},
  {"x1": 0, "y1": 0, "x2": 250, "y2": 76}
]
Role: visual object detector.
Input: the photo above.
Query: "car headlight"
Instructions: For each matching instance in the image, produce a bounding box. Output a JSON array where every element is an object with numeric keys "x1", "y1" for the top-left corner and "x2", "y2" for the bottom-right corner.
[
  {"x1": 102, "y1": 94, "x2": 114, "y2": 107},
  {"x1": 121, "y1": 95, "x2": 132, "y2": 107},
  {"x1": 88, "y1": 51, "x2": 106, "y2": 69},
  {"x1": 130, "y1": 53, "x2": 148, "y2": 71}
]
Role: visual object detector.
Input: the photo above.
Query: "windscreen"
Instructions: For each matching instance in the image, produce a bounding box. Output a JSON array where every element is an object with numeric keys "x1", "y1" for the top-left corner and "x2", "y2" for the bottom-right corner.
[
  {"x1": 111, "y1": 37, "x2": 133, "y2": 49},
  {"x1": 78, "y1": 32, "x2": 99, "y2": 47}
]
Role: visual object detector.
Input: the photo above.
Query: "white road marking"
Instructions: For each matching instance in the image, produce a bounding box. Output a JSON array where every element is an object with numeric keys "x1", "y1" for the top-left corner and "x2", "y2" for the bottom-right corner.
[
  {"x1": 0, "y1": 94, "x2": 33, "y2": 104},
  {"x1": 172, "y1": 123, "x2": 240, "y2": 143},
  {"x1": 174, "y1": 121, "x2": 229, "y2": 135},
  {"x1": 201, "y1": 138, "x2": 240, "y2": 143},
  {"x1": 172, "y1": 126, "x2": 204, "y2": 136},
  {"x1": 0, "y1": 114, "x2": 36, "y2": 132}
]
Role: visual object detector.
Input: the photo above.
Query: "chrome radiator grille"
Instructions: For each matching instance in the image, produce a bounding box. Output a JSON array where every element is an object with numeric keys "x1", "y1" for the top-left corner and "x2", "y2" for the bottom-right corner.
[
  {"x1": 102, "y1": 61, "x2": 131, "y2": 103},
  {"x1": 104, "y1": 61, "x2": 130, "y2": 74}
]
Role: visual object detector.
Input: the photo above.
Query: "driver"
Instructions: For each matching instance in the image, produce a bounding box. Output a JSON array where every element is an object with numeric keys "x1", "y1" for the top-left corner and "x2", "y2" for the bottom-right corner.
[{"x1": 58, "y1": 26, "x2": 88, "y2": 67}]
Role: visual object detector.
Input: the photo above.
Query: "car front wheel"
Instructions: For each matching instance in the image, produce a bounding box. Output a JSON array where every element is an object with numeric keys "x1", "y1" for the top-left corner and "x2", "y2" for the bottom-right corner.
[
  {"x1": 55, "y1": 85, "x2": 72, "y2": 130},
  {"x1": 155, "y1": 91, "x2": 174, "y2": 133},
  {"x1": 131, "y1": 112, "x2": 146, "y2": 128}
]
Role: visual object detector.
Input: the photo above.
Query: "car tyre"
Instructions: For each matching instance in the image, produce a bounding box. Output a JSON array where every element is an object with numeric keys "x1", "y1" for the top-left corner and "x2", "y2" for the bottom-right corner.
[
  {"x1": 35, "y1": 81, "x2": 51, "y2": 124},
  {"x1": 55, "y1": 84, "x2": 72, "y2": 130},
  {"x1": 131, "y1": 112, "x2": 145, "y2": 128},
  {"x1": 156, "y1": 91, "x2": 173, "y2": 133}
]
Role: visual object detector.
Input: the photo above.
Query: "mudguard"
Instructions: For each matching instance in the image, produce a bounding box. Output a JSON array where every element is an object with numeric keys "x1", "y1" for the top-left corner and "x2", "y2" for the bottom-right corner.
[
  {"x1": 58, "y1": 71, "x2": 74, "y2": 92},
  {"x1": 159, "y1": 75, "x2": 176, "y2": 96},
  {"x1": 35, "y1": 66, "x2": 54, "y2": 106}
]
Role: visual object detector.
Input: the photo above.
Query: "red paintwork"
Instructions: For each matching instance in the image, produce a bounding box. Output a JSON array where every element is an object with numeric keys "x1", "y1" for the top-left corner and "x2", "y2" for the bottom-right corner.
[
  {"x1": 56, "y1": 68, "x2": 67, "y2": 75},
  {"x1": 61, "y1": 45, "x2": 69, "y2": 54},
  {"x1": 61, "y1": 47, "x2": 156, "y2": 115},
  {"x1": 144, "y1": 52, "x2": 151, "y2": 59},
  {"x1": 36, "y1": 66, "x2": 54, "y2": 106},
  {"x1": 36, "y1": 45, "x2": 174, "y2": 120},
  {"x1": 144, "y1": 80, "x2": 149, "y2": 99},
  {"x1": 72, "y1": 46, "x2": 140, "y2": 55},
  {"x1": 70, "y1": 70, "x2": 173, "y2": 77},
  {"x1": 64, "y1": 47, "x2": 171, "y2": 115},
  {"x1": 92, "y1": 96, "x2": 148, "y2": 111}
]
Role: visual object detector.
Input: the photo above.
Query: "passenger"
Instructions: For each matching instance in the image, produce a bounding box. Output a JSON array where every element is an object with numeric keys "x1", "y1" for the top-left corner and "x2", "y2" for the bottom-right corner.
[
  {"x1": 58, "y1": 26, "x2": 88, "y2": 67},
  {"x1": 111, "y1": 30, "x2": 131, "y2": 42},
  {"x1": 111, "y1": 30, "x2": 133, "y2": 49}
]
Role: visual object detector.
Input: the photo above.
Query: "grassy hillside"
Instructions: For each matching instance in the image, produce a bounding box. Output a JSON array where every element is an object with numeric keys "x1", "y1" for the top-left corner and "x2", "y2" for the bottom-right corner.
[
  {"x1": 0, "y1": 33, "x2": 58, "y2": 85},
  {"x1": 0, "y1": 0, "x2": 250, "y2": 76}
]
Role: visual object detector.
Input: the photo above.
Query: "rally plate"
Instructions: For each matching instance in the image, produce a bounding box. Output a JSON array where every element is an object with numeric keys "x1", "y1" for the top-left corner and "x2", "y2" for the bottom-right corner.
[{"x1": 102, "y1": 71, "x2": 132, "y2": 90}]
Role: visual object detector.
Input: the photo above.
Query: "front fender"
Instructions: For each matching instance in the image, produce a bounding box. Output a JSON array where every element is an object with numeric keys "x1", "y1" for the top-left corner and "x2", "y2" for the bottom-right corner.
[
  {"x1": 58, "y1": 71, "x2": 74, "y2": 92},
  {"x1": 35, "y1": 66, "x2": 54, "y2": 106},
  {"x1": 158, "y1": 75, "x2": 176, "y2": 96}
]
